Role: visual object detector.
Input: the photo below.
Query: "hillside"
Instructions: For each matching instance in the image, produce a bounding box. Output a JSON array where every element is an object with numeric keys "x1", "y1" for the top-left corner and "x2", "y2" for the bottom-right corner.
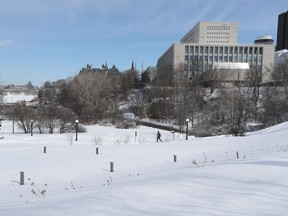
[{"x1": 0, "y1": 121, "x2": 287, "y2": 215}]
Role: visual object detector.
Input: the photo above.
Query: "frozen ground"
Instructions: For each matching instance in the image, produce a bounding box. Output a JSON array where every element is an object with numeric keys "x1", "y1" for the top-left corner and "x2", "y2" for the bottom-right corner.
[{"x1": 0, "y1": 120, "x2": 287, "y2": 215}]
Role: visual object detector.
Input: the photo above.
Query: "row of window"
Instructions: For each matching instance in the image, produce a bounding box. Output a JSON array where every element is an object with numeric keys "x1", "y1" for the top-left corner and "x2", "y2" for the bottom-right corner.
[
  {"x1": 207, "y1": 32, "x2": 230, "y2": 35},
  {"x1": 207, "y1": 41, "x2": 231, "y2": 44},
  {"x1": 207, "y1": 25, "x2": 231, "y2": 31},
  {"x1": 185, "y1": 46, "x2": 263, "y2": 55},
  {"x1": 184, "y1": 54, "x2": 263, "y2": 63},
  {"x1": 207, "y1": 36, "x2": 230, "y2": 39}
]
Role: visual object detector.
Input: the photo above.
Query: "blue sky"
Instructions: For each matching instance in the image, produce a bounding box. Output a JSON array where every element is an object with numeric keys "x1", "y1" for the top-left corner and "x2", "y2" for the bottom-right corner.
[{"x1": 0, "y1": 0, "x2": 287, "y2": 86}]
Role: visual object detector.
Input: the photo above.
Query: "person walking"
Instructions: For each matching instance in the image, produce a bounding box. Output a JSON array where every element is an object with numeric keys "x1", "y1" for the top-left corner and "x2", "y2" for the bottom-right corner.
[{"x1": 157, "y1": 130, "x2": 162, "y2": 142}]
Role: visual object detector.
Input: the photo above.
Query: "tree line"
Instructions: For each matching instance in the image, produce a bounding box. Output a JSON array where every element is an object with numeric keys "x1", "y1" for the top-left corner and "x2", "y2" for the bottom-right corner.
[{"x1": 6, "y1": 59, "x2": 288, "y2": 136}]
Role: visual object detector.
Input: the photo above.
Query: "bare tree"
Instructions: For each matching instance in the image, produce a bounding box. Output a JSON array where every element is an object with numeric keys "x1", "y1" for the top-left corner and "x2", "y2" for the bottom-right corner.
[
  {"x1": 71, "y1": 71, "x2": 114, "y2": 122},
  {"x1": 245, "y1": 66, "x2": 262, "y2": 104},
  {"x1": 259, "y1": 86, "x2": 288, "y2": 126},
  {"x1": 7, "y1": 104, "x2": 35, "y2": 133},
  {"x1": 205, "y1": 66, "x2": 228, "y2": 95},
  {"x1": 273, "y1": 59, "x2": 288, "y2": 98}
]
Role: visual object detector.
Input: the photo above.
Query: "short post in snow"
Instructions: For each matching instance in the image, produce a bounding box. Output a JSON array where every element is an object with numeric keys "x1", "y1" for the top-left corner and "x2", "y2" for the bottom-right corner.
[
  {"x1": 96, "y1": 147, "x2": 99, "y2": 155},
  {"x1": 110, "y1": 162, "x2": 114, "y2": 172},
  {"x1": 30, "y1": 120, "x2": 34, "y2": 136},
  {"x1": 135, "y1": 131, "x2": 137, "y2": 143},
  {"x1": 186, "y1": 118, "x2": 189, "y2": 140},
  {"x1": 20, "y1": 172, "x2": 24, "y2": 185},
  {"x1": 75, "y1": 119, "x2": 79, "y2": 141},
  {"x1": 236, "y1": 151, "x2": 239, "y2": 159},
  {"x1": 171, "y1": 130, "x2": 175, "y2": 140},
  {"x1": 173, "y1": 155, "x2": 177, "y2": 162},
  {"x1": 44, "y1": 146, "x2": 46, "y2": 154}
]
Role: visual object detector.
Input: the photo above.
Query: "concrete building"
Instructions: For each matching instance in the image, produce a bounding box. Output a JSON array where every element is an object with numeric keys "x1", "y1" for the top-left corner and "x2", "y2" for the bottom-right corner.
[
  {"x1": 181, "y1": 21, "x2": 238, "y2": 44},
  {"x1": 276, "y1": 11, "x2": 288, "y2": 51},
  {"x1": 157, "y1": 22, "x2": 275, "y2": 83}
]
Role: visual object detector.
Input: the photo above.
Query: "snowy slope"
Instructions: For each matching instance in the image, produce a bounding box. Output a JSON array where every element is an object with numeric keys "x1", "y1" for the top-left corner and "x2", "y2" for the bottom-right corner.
[{"x1": 0, "y1": 121, "x2": 287, "y2": 215}]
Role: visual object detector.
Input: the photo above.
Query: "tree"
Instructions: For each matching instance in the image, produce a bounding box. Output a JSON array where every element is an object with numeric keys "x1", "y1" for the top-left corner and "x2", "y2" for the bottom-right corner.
[
  {"x1": 120, "y1": 69, "x2": 138, "y2": 97},
  {"x1": 58, "y1": 106, "x2": 76, "y2": 133},
  {"x1": 70, "y1": 71, "x2": 114, "y2": 122},
  {"x1": 204, "y1": 66, "x2": 232, "y2": 95},
  {"x1": 7, "y1": 104, "x2": 35, "y2": 133},
  {"x1": 259, "y1": 86, "x2": 288, "y2": 126},
  {"x1": 273, "y1": 59, "x2": 288, "y2": 98},
  {"x1": 246, "y1": 66, "x2": 262, "y2": 104}
]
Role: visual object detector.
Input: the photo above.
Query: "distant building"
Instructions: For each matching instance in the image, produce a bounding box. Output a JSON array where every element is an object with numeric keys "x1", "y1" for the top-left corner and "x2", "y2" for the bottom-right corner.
[
  {"x1": 276, "y1": 11, "x2": 288, "y2": 51},
  {"x1": 181, "y1": 21, "x2": 238, "y2": 44},
  {"x1": 157, "y1": 22, "x2": 275, "y2": 83}
]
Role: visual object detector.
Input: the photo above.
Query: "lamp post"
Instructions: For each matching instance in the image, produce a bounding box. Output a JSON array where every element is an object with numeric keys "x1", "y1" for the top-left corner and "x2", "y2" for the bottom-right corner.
[
  {"x1": 30, "y1": 120, "x2": 34, "y2": 136},
  {"x1": 75, "y1": 119, "x2": 79, "y2": 141},
  {"x1": 186, "y1": 118, "x2": 189, "y2": 140}
]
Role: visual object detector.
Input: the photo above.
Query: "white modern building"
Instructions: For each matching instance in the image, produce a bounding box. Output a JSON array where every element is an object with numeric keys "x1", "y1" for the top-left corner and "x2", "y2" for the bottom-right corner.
[
  {"x1": 180, "y1": 21, "x2": 238, "y2": 44},
  {"x1": 157, "y1": 22, "x2": 275, "y2": 83}
]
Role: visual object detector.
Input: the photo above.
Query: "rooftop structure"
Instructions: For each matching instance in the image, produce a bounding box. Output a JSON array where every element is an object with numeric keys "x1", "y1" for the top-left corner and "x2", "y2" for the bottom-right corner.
[{"x1": 180, "y1": 21, "x2": 238, "y2": 44}]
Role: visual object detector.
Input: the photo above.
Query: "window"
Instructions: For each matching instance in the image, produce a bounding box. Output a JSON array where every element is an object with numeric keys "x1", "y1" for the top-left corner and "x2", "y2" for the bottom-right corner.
[
  {"x1": 239, "y1": 55, "x2": 243, "y2": 62},
  {"x1": 229, "y1": 47, "x2": 233, "y2": 54},
  {"x1": 185, "y1": 46, "x2": 189, "y2": 53},
  {"x1": 229, "y1": 56, "x2": 233, "y2": 62},
  {"x1": 205, "y1": 46, "x2": 208, "y2": 54},
  {"x1": 224, "y1": 47, "x2": 228, "y2": 54},
  {"x1": 220, "y1": 47, "x2": 223, "y2": 53},
  {"x1": 244, "y1": 47, "x2": 248, "y2": 54},
  {"x1": 195, "y1": 46, "x2": 199, "y2": 53},
  {"x1": 243, "y1": 55, "x2": 247, "y2": 62},
  {"x1": 210, "y1": 46, "x2": 214, "y2": 53},
  {"x1": 249, "y1": 47, "x2": 253, "y2": 54},
  {"x1": 219, "y1": 56, "x2": 223, "y2": 62},
  {"x1": 200, "y1": 46, "x2": 203, "y2": 54},
  {"x1": 185, "y1": 55, "x2": 188, "y2": 61},
  {"x1": 215, "y1": 46, "x2": 218, "y2": 53},
  {"x1": 239, "y1": 47, "x2": 243, "y2": 53},
  {"x1": 234, "y1": 47, "x2": 238, "y2": 54},
  {"x1": 254, "y1": 47, "x2": 258, "y2": 55},
  {"x1": 214, "y1": 56, "x2": 218, "y2": 62},
  {"x1": 224, "y1": 56, "x2": 228, "y2": 62},
  {"x1": 259, "y1": 47, "x2": 263, "y2": 55},
  {"x1": 190, "y1": 46, "x2": 194, "y2": 53}
]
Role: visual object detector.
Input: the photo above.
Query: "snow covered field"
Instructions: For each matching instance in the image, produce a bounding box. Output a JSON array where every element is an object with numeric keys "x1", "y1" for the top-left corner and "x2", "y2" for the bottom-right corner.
[{"x1": 0, "y1": 120, "x2": 287, "y2": 215}]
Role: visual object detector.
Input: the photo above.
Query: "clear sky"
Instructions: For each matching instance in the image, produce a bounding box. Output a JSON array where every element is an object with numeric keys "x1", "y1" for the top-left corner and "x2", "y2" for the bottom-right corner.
[{"x1": 0, "y1": 0, "x2": 287, "y2": 86}]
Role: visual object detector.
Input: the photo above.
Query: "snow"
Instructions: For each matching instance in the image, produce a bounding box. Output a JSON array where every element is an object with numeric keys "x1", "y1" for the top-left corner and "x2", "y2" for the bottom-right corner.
[
  {"x1": 0, "y1": 120, "x2": 287, "y2": 215},
  {"x1": 2, "y1": 92, "x2": 37, "y2": 104}
]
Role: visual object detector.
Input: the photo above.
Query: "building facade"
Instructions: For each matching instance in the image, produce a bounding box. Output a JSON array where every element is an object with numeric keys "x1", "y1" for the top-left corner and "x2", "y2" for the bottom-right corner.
[
  {"x1": 276, "y1": 11, "x2": 288, "y2": 51},
  {"x1": 180, "y1": 22, "x2": 238, "y2": 44},
  {"x1": 158, "y1": 22, "x2": 275, "y2": 83}
]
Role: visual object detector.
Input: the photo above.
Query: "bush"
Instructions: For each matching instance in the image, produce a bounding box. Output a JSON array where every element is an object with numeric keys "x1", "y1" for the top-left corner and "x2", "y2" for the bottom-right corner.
[
  {"x1": 227, "y1": 125, "x2": 246, "y2": 136},
  {"x1": 115, "y1": 120, "x2": 136, "y2": 129}
]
